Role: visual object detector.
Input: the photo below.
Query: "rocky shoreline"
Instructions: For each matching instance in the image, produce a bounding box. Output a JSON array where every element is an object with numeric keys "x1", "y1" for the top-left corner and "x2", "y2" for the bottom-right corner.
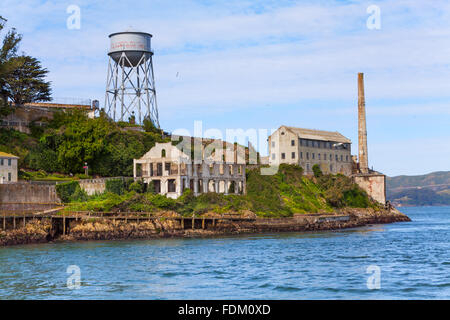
[{"x1": 0, "y1": 208, "x2": 411, "y2": 246}]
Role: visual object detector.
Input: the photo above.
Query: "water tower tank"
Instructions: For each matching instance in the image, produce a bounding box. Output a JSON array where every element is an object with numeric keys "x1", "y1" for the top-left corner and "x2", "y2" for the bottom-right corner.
[
  {"x1": 105, "y1": 30, "x2": 159, "y2": 127},
  {"x1": 108, "y1": 31, "x2": 152, "y2": 67}
]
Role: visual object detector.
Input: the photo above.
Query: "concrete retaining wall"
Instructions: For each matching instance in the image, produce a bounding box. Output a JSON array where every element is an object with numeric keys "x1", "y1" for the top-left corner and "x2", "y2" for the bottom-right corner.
[
  {"x1": 0, "y1": 182, "x2": 61, "y2": 203},
  {"x1": 78, "y1": 179, "x2": 107, "y2": 196},
  {"x1": 78, "y1": 177, "x2": 125, "y2": 196},
  {"x1": 353, "y1": 174, "x2": 386, "y2": 204}
]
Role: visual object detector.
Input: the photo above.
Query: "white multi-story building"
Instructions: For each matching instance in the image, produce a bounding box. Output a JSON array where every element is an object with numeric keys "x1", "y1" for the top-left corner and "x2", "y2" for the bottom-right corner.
[
  {"x1": 133, "y1": 141, "x2": 246, "y2": 199},
  {"x1": 268, "y1": 125, "x2": 352, "y2": 175}
]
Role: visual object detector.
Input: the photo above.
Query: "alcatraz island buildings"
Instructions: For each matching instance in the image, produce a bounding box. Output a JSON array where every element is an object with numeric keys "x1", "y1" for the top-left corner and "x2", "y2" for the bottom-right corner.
[
  {"x1": 133, "y1": 73, "x2": 386, "y2": 204},
  {"x1": 0, "y1": 70, "x2": 387, "y2": 205}
]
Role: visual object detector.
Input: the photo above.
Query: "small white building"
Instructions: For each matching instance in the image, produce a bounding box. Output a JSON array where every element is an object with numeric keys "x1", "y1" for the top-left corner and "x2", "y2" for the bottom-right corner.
[
  {"x1": 0, "y1": 152, "x2": 19, "y2": 183},
  {"x1": 133, "y1": 141, "x2": 246, "y2": 199}
]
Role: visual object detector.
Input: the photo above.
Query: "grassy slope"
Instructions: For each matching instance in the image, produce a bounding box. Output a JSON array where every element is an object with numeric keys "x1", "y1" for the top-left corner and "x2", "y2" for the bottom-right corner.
[
  {"x1": 0, "y1": 128, "x2": 38, "y2": 167},
  {"x1": 63, "y1": 165, "x2": 379, "y2": 217}
]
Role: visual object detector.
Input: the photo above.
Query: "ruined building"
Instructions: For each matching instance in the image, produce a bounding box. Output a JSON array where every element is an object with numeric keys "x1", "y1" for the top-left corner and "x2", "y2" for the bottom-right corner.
[
  {"x1": 268, "y1": 126, "x2": 352, "y2": 176},
  {"x1": 352, "y1": 72, "x2": 386, "y2": 204},
  {"x1": 133, "y1": 140, "x2": 246, "y2": 199}
]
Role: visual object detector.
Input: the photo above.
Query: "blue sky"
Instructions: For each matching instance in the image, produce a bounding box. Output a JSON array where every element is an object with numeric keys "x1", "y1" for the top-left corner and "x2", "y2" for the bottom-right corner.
[{"x1": 1, "y1": 0, "x2": 449, "y2": 176}]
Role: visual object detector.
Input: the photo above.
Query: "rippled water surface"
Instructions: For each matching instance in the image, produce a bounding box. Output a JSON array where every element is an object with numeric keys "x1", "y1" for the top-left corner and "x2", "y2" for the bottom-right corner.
[{"x1": 0, "y1": 206, "x2": 449, "y2": 299}]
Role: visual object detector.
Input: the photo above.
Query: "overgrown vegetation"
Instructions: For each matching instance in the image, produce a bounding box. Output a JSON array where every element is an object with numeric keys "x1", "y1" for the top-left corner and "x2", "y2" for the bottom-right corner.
[
  {"x1": 62, "y1": 164, "x2": 378, "y2": 217},
  {"x1": 1, "y1": 110, "x2": 167, "y2": 177}
]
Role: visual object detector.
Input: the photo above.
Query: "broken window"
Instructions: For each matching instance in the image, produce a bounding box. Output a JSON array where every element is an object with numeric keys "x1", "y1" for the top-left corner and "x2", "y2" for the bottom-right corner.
[
  {"x1": 168, "y1": 179, "x2": 176, "y2": 193},
  {"x1": 157, "y1": 163, "x2": 163, "y2": 176}
]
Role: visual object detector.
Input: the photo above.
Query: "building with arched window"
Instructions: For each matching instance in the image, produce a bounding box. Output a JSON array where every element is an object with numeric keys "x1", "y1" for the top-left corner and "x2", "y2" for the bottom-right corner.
[{"x1": 133, "y1": 141, "x2": 246, "y2": 199}]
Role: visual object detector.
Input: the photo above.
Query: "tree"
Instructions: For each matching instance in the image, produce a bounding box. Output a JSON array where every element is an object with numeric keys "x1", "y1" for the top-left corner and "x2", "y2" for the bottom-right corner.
[
  {"x1": 143, "y1": 116, "x2": 161, "y2": 134},
  {"x1": 0, "y1": 16, "x2": 22, "y2": 114},
  {"x1": 3, "y1": 55, "x2": 51, "y2": 105},
  {"x1": 0, "y1": 16, "x2": 51, "y2": 108}
]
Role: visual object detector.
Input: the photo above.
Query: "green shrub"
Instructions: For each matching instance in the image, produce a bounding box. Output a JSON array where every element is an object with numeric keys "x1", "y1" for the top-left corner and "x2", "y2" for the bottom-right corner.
[
  {"x1": 105, "y1": 178, "x2": 125, "y2": 195},
  {"x1": 70, "y1": 185, "x2": 89, "y2": 202},
  {"x1": 317, "y1": 174, "x2": 372, "y2": 208},
  {"x1": 128, "y1": 180, "x2": 144, "y2": 193},
  {"x1": 149, "y1": 194, "x2": 177, "y2": 209},
  {"x1": 312, "y1": 164, "x2": 323, "y2": 178},
  {"x1": 56, "y1": 181, "x2": 80, "y2": 202}
]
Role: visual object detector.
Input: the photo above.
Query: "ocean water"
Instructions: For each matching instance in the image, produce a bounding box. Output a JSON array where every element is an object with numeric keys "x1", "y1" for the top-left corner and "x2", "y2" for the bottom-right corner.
[{"x1": 0, "y1": 206, "x2": 449, "y2": 300}]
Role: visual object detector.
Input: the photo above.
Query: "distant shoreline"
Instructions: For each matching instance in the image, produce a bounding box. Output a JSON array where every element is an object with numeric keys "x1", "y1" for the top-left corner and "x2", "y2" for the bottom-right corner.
[{"x1": 394, "y1": 204, "x2": 450, "y2": 208}]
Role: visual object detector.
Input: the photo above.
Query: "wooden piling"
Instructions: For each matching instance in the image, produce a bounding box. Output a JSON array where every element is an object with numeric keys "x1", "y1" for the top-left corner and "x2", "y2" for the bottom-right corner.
[
  {"x1": 63, "y1": 216, "x2": 66, "y2": 235},
  {"x1": 23, "y1": 214, "x2": 26, "y2": 227},
  {"x1": 202, "y1": 218, "x2": 205, "y2": 229},
  {"x1": 3, "y1": 213, "x2": 5, "y2": 230},
  {"x1": 181, "y1": 217, "x2": 184, "y2": 229},
  {"x1": 192, "y1": 217, "x2": 195, "y2": 230},
  {"x1": 13, "y1": 216, "x2": 16, "y2": 229}
]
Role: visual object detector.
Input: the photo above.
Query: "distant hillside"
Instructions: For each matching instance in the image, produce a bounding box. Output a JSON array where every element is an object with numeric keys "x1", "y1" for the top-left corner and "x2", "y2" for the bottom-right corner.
[{"x1": 387, "y1": 171, "x2": 450, "y2": 206}]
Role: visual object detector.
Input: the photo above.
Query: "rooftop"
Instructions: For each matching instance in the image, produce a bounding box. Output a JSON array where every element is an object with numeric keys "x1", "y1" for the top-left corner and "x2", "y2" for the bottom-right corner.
[
  {"x1": 0, "y1": 151, "x2": 19, "y2": 158},
  {"x1": 283, "y1": 126, "x2": 351, "y2": 144}
]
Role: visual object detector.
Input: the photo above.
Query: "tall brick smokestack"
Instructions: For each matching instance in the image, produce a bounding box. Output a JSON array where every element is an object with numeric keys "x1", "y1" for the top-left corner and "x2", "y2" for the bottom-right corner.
[{"x1": 358, "y1": 72, "x2": 369, "y2": 174}]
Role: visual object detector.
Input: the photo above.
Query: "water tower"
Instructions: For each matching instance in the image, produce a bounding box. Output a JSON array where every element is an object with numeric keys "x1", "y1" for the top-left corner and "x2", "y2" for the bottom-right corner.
[{"x1": 105, "y1": 31, "x2": 160, "y2": 127}]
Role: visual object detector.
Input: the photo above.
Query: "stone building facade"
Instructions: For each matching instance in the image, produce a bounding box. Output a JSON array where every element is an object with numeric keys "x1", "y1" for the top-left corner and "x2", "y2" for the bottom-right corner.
[
  {"x1": 268, "y1": 125, "x2": 352, "y2": 175},
  {"x1": 133, "y1": 142, "x2": 246, "y2": 199},
  {"x1": 0, "y1": 152, "x2": 19, "y2": 183}
]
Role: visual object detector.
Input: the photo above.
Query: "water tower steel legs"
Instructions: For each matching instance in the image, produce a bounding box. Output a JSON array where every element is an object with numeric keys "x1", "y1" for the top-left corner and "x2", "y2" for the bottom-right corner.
[{"x1": 105, "y1": 52, "x2": 160, "y2": 127}]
